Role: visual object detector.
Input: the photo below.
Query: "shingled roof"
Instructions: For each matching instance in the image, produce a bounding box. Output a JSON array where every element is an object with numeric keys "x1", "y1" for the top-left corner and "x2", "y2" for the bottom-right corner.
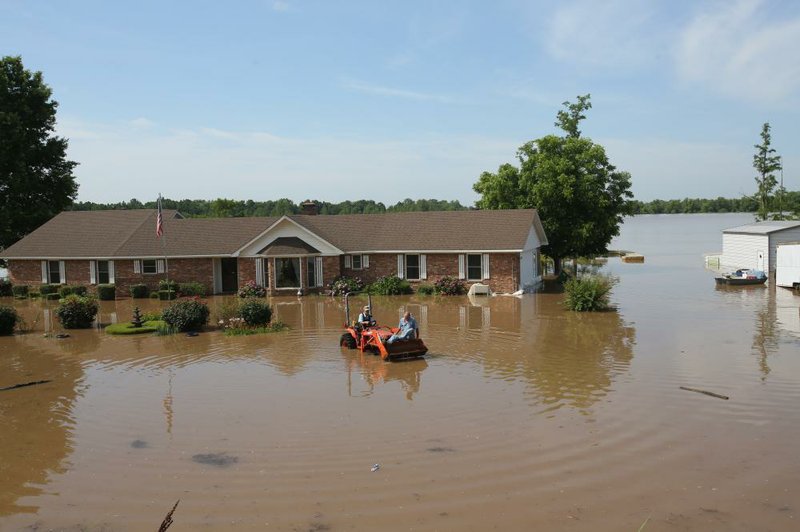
[{"x1": 0, "y1": 208, "x2": 546, "y2": 258}]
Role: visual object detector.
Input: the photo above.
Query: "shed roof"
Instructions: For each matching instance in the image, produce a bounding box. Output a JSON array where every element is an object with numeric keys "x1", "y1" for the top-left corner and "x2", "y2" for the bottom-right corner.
[{"x1": 723, "y1": 220, "x2": 800, "y2": 235}]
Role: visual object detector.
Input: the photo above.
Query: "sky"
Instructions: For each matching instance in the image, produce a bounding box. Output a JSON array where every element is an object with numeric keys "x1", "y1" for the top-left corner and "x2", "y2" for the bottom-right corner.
[{"x1": 2, "y1": 0, "x2": 799, "y2": 205}]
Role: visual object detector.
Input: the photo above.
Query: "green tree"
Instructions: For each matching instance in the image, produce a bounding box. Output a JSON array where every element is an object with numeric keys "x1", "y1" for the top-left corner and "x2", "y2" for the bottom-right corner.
[
  {"x1": 474, "y1": 94, "x2": 633, "y2": 274},
  {"x1": 0, "y1": 56, "x2": 78, "y2": 250},
  {"x1": 753, "y1": 122, "x2": 782, "y2": 221}
]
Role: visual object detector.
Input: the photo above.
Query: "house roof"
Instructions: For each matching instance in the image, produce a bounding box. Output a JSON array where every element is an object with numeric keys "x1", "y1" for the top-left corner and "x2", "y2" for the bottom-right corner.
[
  {"x1": 0, "y1": 208, "x2": 546, "y2": 259},
  {"x1": 258, "y1": 237, "x2": 320, "y2": 256},
  {"x1": 723, "y1": 220, "x2": 800, "y2": 235}
]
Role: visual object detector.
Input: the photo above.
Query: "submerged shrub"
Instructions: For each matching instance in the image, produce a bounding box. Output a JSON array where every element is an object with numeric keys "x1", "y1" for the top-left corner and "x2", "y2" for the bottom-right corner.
[
  {"x1": 159, "y1": 279, "x2": 179, "y2": 292},
  {"x1": 563, "y1": 275, "x2": 616, "y2": 311},
  {"x1": 12, "y1": 285, "x2": 29, "y2": 298},
  {"x1": 162, "y1": 298, "x2": 210, "y2": 332},
  {"x1": 416, "y1": 284, "x2": 435, "y2": 295},
  {"x1": 158, "y1": 290, "x2": 176, "y2": 301},
  {"x1": 238, "y1": 298, "x2": 272, "y2": 326},
  {"x1": 434, "y1": 276, "x2": 466, "y2": 295},
  {"x1": 368, "y1": 275, "x2": 412, "y2": 295},
  {"x1": 130, "y1": 284, "x2": 149, "y2": 298},
  {"x1": 237, "y1": 280, "x2": 266, "y2": 298},
  {"x1": 59, "y1": 285, "x2": 87, "y2": 298},
  {"x1": 329, "y1": 276, "x2": 364, "y2": 296},
  {"x1": 39, "y1": 284, "x2": 59, "y2": 296},
  {"x1": 0, "y1": 305, "x2": 19, "y2": 335},
  {"x1": 55, "y1": 294, "x2": 99, "y2": 329},
  {"x1": 0, "y1": 279, "x2": 12, "y2": 297},
  {"x1": 178, "y1": 281, "x2": 206, "y2": 297},
  {"x1": 97, "y1": 284, "x2": 116, "y2": 301}
]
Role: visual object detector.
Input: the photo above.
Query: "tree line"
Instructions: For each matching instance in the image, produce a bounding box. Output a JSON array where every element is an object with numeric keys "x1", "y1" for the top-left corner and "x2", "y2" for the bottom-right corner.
[
  {"x1": 630, "y1": 191, "x2": 800, "y2": 215},
  {"x1": 68, "y1": 197, "x2": 469, "y2": 218}
]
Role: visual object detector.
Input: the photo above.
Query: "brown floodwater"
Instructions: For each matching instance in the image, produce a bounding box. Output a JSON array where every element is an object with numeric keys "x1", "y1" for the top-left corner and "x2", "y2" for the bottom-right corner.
[{"x1": 1, "y1": 214, "x2": 799, "y2": 531}]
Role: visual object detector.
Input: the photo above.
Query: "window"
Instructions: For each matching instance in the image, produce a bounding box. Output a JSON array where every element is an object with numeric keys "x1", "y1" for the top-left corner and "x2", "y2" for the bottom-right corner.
[
  {"x1": 351, "y1": 254, "x2": 362, "y2": 270},
  {"x1": 276, "y1": 258, "x2": 300, "y2": 288},
  {"x1": 405, "y1": 254, "x2": 420, "y2": 280},
  {"x1": 142, "y1": 259, "x2": 158, "y2": 274},
  {"x1": 97, "y1": 260, "x2": 110, "y2": 284},
  {"x1": 467, "y1": 254, "x2": 483, "y2": 281},
  {"x1": 306, "y1": 257, "x2": 316, "y2": 288},
  {"x1": 47, "y1": 261, "x2": 61, "y2": 284}
]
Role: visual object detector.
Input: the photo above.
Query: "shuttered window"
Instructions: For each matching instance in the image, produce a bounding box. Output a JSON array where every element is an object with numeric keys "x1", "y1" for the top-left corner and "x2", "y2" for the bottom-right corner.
[{"x1": 467, "y1": 254, "x2": 482, "y2": 281}]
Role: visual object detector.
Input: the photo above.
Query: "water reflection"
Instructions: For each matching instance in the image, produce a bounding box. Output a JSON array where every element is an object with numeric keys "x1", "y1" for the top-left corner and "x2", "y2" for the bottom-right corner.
[
  {"x1": 0, "y1": 339, "x2": 84, "y2": 515},
  {"x1": 751, "y1": 286, "x2": 800, "y2": 380},
  {"x1": 345, "y1": 351, "x2": 428, "y2": 400}
]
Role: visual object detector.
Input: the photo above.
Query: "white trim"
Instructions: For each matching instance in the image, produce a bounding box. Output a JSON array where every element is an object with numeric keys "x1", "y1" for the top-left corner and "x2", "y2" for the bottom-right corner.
[
  {"x1": 108, "y1": 260, "x2": 115, "y2": 284},
  {"x1": 420, "y1": 254, "x2": 427, "y2": 280},
  {"x1": 458, "y1": 254, "x2": 465, "y2": 279},
  {"x1": 156, "y1": 259, "x2": 166, "y2": 273},
  {"x1": 133, "y1": 259, "x2": 141, "y2": 274},
  {"x1": 255, "y1": 258, "x2": 265, "y2": 286},
  {"x1": 397, "y1": 254, "x2": 404, "y2": 279},
  {"x1": 482, "y1": 253, "x2": 490, "y2": 279},
  {"x1": 315, "y1": 256, "x2": 323, "y2": 287},
  {"x1": 59, "y1": 260, "x2": 66, "y2": 284},
  {"x1": 344, "y1": 255, "x2": 351, "y2": 268},
  {"x1": 90, "y1": 261, "x2": 97, "y2": 284},
  {"x1": 234, "y1": 215, "x2": 344, "y2": 256},
  {"x1": 41, "y1": 260, "x2": 48, "y2": 283},
  {"x1": 336, "y1": 249, "x2": 525, "y2": 254},
  {"x1": 363, "y1": 255, "x2": 369, "y2": 268}
]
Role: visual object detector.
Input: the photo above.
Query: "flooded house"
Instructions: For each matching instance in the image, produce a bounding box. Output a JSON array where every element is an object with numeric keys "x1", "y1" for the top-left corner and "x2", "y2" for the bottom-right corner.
[
  {"x1": 0, "y1": 206, "x2": 548, "y2": 296},
  {"x1": 721, "y1": 220, "x2": 800, "y2": 275}
]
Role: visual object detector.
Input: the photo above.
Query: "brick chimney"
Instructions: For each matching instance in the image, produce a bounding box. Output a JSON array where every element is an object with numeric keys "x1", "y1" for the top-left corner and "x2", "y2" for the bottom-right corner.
[{"x1": 300, "y1": 200, "x2": 318, "y2": 215}]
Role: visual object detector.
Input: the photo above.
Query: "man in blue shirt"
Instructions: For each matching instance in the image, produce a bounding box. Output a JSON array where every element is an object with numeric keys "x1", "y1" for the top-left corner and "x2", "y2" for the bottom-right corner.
[{"x1": 387, "y1": 311, "x2": 417, "y2": 343}]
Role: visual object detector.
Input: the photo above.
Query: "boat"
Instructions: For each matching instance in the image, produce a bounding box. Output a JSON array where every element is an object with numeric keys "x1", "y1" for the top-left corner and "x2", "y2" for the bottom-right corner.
[{"x1": 714, "y1": 269, "x2": 767, "y2": 286}]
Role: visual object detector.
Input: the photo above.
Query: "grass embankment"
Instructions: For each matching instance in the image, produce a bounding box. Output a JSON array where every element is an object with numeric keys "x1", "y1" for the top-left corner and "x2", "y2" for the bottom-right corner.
[
  {"x1": 222, "y1": 321, "x2": 289, "y2": 336},
  {"x1": 105, "y1": 320, "x2": 165, "y2": 335}
]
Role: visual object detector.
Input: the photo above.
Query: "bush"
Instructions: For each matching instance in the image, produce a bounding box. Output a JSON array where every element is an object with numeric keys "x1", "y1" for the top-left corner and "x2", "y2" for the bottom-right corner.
[
  {"x1": 434, "y1": 276, "x2": 466, "y2": 295},
  {"x1": 97, "y1": 284, "x2": 116, "y2": 300},
  {"x1": 59, "y1": 285, "x2": 87, "y2": 298},
  {"x1": 368, "y1": 275, "x2": 412, "y2": 295},
  {"x1": 178, "y1": 282, "x2": 206, "y2": 297},
  {"x1": 161, "y1": 298, "x2": 210, "y2": 332},
  {"x1": 0, "y1": 279, "x2": 12, "y2": 297},
  {"x1": 159, "y1": 279, "x2": 179, "y2": 292},
  {"x1": 45, "y1": 293, "x2": 60, "y2": 301},
  {"x1": 149, "y1": 292, "x2": 159, "y2": 299},
  {"x1": 55, "y1": 295, "x2": 99, "y2": 329},
  {"x1": 329, "y1": 276, "x2": 364, "y2": 296},
  {"x1": 563, "y1": 275, "x2": 616, "y2": 311},
  {"x1": 158, "y1": 290, "x2": 177, "y2": 301},
  {"x1": 12, "y1": 285, "x2": 29, "y2": 298},
  {"x1": 0, "y1": 305, "x2": 18, "y2": 335},
  {"x1": 416, "y1": 284, "x2": 435, "y2": 295},
  {"x1": 39, "y1": 284, "x2": 59, "y2": 296},
  {"x1": 237, "y1": 280, "x2": 266, "y2": 298},
  {"x1": 238, "y1": 298, "x2": 272, "y2": 326},
  {"x1": 130, "y1": 284, "x2": 150, "y2": 298}
]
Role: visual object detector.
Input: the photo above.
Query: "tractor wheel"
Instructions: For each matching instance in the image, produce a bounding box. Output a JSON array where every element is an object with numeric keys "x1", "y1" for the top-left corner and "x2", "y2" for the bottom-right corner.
[{"x1": 340, "y1": 333, "x2": 357, "y2": 349}]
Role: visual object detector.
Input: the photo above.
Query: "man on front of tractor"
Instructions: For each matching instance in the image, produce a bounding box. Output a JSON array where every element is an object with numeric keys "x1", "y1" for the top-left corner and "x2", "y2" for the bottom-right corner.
[
  {"x1": 357, "y1": 305, "x2": 376, "y2": 328},
  {"x1": 387, "y1": 311, "x2": 417, "y2": 344}
]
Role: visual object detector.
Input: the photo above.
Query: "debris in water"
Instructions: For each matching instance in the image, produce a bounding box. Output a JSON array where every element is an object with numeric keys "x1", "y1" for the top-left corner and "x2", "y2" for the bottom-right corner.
[
  {"x1": 371, "y1": 463, "x2": 380, "y2": 472},
  {"x1": 55, "y1": 333, "x2": 70, "y2": 339},
  {"x1": 158, "y1": 499, "x2": 180, "y2": 532},
  {"x1": 0, "y1": 380, "x2": 51, "y2": 392},
  {"x1": 186, "y1": 331, "x2": 199, "y2": 337},
  {"x1": 679, "y1": 386, "x2": 729, "y2": 400},
  {"x1": 130, "y1": 439, "x2": 148, "y2": 449},
  {"x1": 192, "y1": 452, "x2": 238, "y2": 467},
  {"x1": 427, "y1": 447, "x2": 456, "y2": 453}
]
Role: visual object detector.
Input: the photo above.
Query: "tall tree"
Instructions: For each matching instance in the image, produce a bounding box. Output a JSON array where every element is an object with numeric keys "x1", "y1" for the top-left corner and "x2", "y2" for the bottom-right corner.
[
  {"x1": 0, "y1": 56, "x2": 78, "y2": 250},
  {"x1": 474, "y1": 94, "x2": 633, "y2": 274},
  {"x1": 752, "y1": 122, "x2": 782, "y2": 221}
]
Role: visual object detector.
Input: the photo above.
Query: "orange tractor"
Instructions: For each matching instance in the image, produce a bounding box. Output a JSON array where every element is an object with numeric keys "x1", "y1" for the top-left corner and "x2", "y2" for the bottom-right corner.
[{"x1": 339, "y1": 293, "x2": 428, "y2": 361}]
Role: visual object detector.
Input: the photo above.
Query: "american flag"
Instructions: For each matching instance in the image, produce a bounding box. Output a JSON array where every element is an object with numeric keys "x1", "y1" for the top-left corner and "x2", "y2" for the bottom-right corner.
[{"x1": 156, "y1": 195, "x2": 164, "y2": 238}]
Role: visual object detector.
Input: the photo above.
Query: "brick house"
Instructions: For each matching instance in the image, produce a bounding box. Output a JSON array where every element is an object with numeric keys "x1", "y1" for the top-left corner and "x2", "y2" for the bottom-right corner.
[{"x1": 0, "y1": 207, "x2": 548, "y2": 296}]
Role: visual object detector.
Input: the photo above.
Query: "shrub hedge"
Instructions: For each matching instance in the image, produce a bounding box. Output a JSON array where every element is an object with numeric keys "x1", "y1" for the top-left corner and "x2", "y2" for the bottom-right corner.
[
  {"x1": 367, "y1": 275, "x2": 412, "y2": 295},
  {"x1": 237, "y1": 280, "x2": 266, "y2": 298},
  {"x1": 59, "y1": 285, "x2": 87, "y2": 298},
  {"x1": 97, "y1": 284, "x2": 116, "y2": 301},
  {"x1": 55, "y1": 295, "x2": 99, "y2": 329},
  {"x1": 130, "y1": 284, "x2": 150, "y2": 298},
  {"x1": 0, "y1": 279, "x2": 12, "y2": 297},
  {"x1": 39, "y1": 284, "x2": 59, "y2": 296},
  {"x1": 158, "y1": 290, "x2": 177, "y2": 301},
  {"x1": 0, "y1": 305, "x2": 18, "y2": 335},
  {"x1": 563, "y1": 275, "x2": 616, "y2": 311},
  {"x1": 159, "y1": 279, "x2": 179, "y2": 292},
  {"x1": 178, "y1": 282, "x2": 206, "y2": 297},
  {"x1": 161, "y1": 298, "x2": 210, "y2": 332},
  {"x1": 45, "y1": 293, "x2": 61, "y2": 301},
  {"x1": 434, "y1": 276, "x2": 466, "y2": 295},
  {"x1": 329, "y1": 276, "x2": 364, "y2": 296},
  {"x1": 416, "y1": 284, "x2": 435, "y2": 295}
]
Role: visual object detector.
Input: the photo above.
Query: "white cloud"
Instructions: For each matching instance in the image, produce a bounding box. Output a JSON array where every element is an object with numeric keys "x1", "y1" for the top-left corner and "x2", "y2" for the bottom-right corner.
[
  {"x1": 676, "y1": 0, "x2": 800, "y2": 105},
  {"x1": 341, "y1": 79, "x2": 467, "y2": 104},
  {"x1": 272, "y1": 1, "x2": 289, "y2": 12},
  {"x1": 56, "y1": 118, "x2": 516, "y2": 204},
  {"x1": 130, "y1": 117, "x2": 155, "y2": 128},
  {"x1": 545, "y1": 0, "x2": 661, "y2": 68}
]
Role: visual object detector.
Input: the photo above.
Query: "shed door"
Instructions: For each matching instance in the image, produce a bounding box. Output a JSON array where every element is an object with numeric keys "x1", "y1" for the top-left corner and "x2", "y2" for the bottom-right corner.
[{"x1": 757, "y1": 250, "x2": 765, "y2": 271}]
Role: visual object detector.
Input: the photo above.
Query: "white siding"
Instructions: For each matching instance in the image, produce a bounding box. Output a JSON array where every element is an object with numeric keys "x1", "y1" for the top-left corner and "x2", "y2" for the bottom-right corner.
[
  {"x1": 769, "y1": 227, "x2": 800, "y2": 273},
  {"x1": 721, "y1": 233, "x2": 769, "y2": 271}
]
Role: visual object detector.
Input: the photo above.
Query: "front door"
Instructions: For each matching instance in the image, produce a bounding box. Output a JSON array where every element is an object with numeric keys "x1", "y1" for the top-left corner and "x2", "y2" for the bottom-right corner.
[
  {"x1": 757, "y1": 250, "x2": 765, "y2": 271},
  {"x1": 221, "y1": 258, "x2": 239, "y2": 293}
]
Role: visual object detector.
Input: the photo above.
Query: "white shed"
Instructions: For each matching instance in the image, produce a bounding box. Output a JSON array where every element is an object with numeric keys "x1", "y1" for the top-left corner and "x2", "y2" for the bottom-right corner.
[{"x1": 721, "y1": 220, "x2": 800, "y2": 274}]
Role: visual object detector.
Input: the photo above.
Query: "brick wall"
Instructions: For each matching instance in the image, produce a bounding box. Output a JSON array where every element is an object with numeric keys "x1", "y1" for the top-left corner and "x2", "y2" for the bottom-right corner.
[
  {"x1": 340, "y1": 252, "x2": 521, "y2": 293},
  {"x1": 114, "y1": 258, "x2": 215, "y2": 297},
  {"x1": 7, "y1": 260, "x2": 42, "y2": 285}
]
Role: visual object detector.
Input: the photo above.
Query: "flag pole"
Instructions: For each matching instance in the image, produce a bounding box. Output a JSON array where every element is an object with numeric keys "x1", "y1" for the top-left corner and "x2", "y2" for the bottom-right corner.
[{"x1": 157, "y1": 194, "x2": 169, "y2": 288}]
